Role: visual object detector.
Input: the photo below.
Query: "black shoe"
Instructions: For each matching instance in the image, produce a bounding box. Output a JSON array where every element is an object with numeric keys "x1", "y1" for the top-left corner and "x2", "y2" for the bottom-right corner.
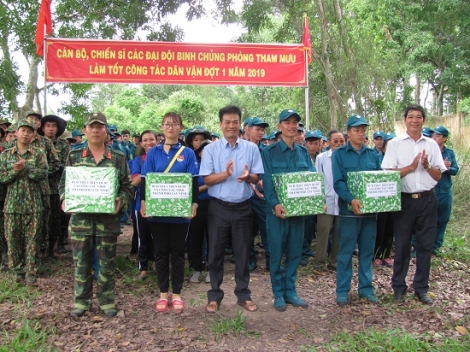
[
  {"x1": 393, "y1": 291, "x2": 406, "y2": 302},
  {"x1": 249, "y1": 261, "x2": 258, "y2": 272},
  {"x1": 229, "y1": 255, "x2": 235, "y2": 264},
  {"x1": 70, "y1": 308, "x2": 86, "y2": 317},
  {"x1": 415, "y1": 292, "x2": 433, "y2": 305},
  {"x1": 104, "y1": 308, "x2": 118, "y2": 318}
]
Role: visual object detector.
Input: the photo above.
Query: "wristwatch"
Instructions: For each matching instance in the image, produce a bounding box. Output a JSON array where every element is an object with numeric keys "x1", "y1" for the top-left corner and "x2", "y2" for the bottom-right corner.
[{"x1": 426, "y1": 164, "x2": 432, "y2": 170}]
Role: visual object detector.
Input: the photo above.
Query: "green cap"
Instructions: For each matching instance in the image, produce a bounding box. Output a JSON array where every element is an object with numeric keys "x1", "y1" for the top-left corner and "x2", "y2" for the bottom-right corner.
[
  {"x1": 0, "y1": 119, "x2": 12, "y2": 127},
  {"x1": 346, "y1": 114, "x2": 369, "y2": 128},
  {"x1": 85, "y1": 112, "x2": 107, "y2": 126},
  {"x1": 17, "y1": 120, "x2": 35, "y2": 131},
  {"x1": 26, "y1": 111, "x2": 42, "y2": 119}
]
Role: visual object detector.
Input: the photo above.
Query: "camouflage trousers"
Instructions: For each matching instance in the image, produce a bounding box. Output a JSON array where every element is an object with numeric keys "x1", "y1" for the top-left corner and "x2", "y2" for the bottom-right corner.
[
  {"x1": 0, "y1": 201, "x2": 6, "y2": 265},
  {"x1": 38, "y1": 196, "x2": 50, "y2": 256},
  {"x1": 5, "y1": 212, "x2": 41, "y2": 275},
  {"x1": 71, "y1": 235, "x2": 117, "y2": 310},
  {"x1": 48, "y1": 194, "x2": 61, "y2": 252}
]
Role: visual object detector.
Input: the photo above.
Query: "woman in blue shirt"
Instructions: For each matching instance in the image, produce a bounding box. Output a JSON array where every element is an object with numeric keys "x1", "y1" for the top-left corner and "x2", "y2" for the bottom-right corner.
[
  {"x1": 140, "y1": 113, "x2": 199, "y2": 313},
  {"x1": 129, "y1": 130, "x2": 158, "y2": 280}
]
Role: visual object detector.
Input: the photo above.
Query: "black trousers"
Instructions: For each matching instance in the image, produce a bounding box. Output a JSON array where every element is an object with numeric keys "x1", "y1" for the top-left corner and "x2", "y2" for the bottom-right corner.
[
  {"x1": 188, "y1": 199, "x2": 209, "y2": 272},
  {"x1": 207, "y1": 199, "x2": 253, "y2": 303},
  {"x1": 149, "y1": 222, "x2": 189, "y2": 294},
  {"x1": 136, "y1": 211, "x2": 153, "y2": 271},
  {"x1": 374, "y1": 212, "x2": 394, "y2": 260},
  {"x1": 392, "y1": 193, "x2": 437, "y2": 294}
]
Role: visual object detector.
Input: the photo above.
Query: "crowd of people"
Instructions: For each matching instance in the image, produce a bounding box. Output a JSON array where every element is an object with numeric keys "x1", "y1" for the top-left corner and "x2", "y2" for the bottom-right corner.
[{"x1": 0, "y1": 103, "x2": 458, "y2": 317}]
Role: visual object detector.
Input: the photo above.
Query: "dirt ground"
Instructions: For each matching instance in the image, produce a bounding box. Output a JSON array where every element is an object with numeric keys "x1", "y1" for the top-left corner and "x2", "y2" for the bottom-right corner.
[{"x1": 1, "y1": 225, "x2": 469, "y2": 352}]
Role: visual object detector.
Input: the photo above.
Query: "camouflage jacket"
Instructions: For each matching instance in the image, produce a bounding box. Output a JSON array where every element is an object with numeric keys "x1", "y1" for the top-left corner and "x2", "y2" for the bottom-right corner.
[
  {"x1": 0, "y1": 143, "x2": 7, "y2": 202},
  {"x1": 48, "y1": 138, "x2": 69, "y2": 195},
  {"x1": 6, "y1": 134, "x2": 60, "y2": 196},
  {"x1": 59, "y1": 145, "x2": 133, "y2": 211},
  {"x1": 0, "y1": 145, "x2": 48, "y2": 214}
]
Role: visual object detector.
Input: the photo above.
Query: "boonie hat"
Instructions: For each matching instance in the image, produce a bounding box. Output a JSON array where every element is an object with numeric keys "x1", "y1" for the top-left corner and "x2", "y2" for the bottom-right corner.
[
  {"x1": 433, "y1": 125, "x2": 449, "y2": 137},
  {"x1": 39, "y1": 114, "x2": 67, "y2": 137},
  {"x1": 85, "y1": 112, "x2": 107, "y2": 126},
  {"x1": 346, "y1": 114, "x2": 369, "y2": 128},
  {"x1": 279, "y1": 109, "x2": 301, "y2": 122},
  {"x1": 185, "y1": 126, "x2": 212, "y2": 146}
]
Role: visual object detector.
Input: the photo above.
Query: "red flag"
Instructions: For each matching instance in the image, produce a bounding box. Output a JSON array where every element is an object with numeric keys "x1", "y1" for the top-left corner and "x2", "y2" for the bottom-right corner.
[
  {"x1": 302, "y1": 15, "x2": 312, "y2": 64},
  {"x1": 35, "y1": 0, "x2": 53, "y2": 56}
]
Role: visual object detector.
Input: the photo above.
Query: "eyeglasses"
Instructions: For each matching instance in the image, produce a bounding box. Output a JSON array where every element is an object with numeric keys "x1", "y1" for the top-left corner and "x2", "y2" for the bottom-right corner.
[{"x1": 162, "y1": 123, "x2": 180, "y2": 129}]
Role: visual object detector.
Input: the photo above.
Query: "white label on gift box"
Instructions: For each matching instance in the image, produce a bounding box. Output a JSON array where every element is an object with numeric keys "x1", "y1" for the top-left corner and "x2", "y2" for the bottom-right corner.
[
  {"x1": 150, "y1": 183, "x2": 189, "y2": 199},
  {"x1": 366, "y1": 182, "x2": 397, "y2": 197},
  {"x1": 69, "y1": 180, "x2": 112, "y2": 196},
  {"x1": 287, "y1": 181, "x2": 322, "y2": 198}
]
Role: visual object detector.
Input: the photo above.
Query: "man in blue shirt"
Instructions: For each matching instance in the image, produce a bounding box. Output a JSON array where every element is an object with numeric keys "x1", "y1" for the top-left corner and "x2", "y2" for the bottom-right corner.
[
  {"x1": 332, "y1": 114, "x2": 382, "y2": 306},
  {"x1": 262, "y1": 109, "x2": 315, "y2": 312},
  {"x1": 199, "y1": 105, "x2": 264, "y2": 313},
  {"x1": 432, "y1": 125, "x2": 459, "y2": 255}
]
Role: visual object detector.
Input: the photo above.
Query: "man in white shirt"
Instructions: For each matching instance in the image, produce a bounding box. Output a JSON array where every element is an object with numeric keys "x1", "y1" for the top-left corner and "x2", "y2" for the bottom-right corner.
[
  {"x1": 314, "y1": 129, "x2": 345, "y2": 271},
  {"x1": 382, "y1": 104, "x2": 446, "y2": 305}
]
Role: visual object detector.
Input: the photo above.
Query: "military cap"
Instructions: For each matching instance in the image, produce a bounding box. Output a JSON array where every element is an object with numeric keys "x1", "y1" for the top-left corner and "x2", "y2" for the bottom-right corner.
[
  {"x1": 121, "y1": 129, "x2": 130, "y2": 135},
  {"x1": 17, "y1": 119, "x2": 35, "y2": 131},
  {"x1": 26, "y1": 110, "x2": 42, "y2": 119},
  {"x1": 243, "y1": 117, "x2": 254, "y2": 127},
  {"x1": 239, "y1": 127, "x2": 244, "y2": 135},
  {"x1": 346, "y1": 114, "x2": 369, "y2": 128},
  {"x1": 268, "y1": 131, "x2": 277, "y2": 140},
  {"x1": 85, "y1": 112, "x2": 107, "y2": 126},
  {"x1": 71, "y1": 129, "x2": 84, "y2": 137},
  {"x1": 113, "y1": 131, "x2": 122, "y2": 137},
  {"x1": 60, "y1": 130, "x2": 77, "y2": 143},
  {"x1": 421, "y1": 127, "x2": 433, "y2": 137},
  {"x1": 6, "y1": 124, "x2": 16, "y2": 133},
  {"x1": 210, "y1": 132, "x2": 220, "y2": 139},
  {"x1": 322, "y1": 136, "x2": 327, "y2": 142},
  {"x1": 433, "y1": 125, "x2": 449, "y2": 137},
  {"x1": 248, "y1": 117, "x2": 269, "y2": 128},
  {"x1": 305, "y1": 129, "x2": 323, "y2": 140},
  {"x1": 132, "y1": 132, "x2": 141, "y2": 138},
  {"x1": 297, "y1": 126, "x2": 304, "y2": 132},
  {"x1": 261, "y1": 134, "x2": 269, "y2": 141},
  {"x1": 279, "y1": 109, "x2": 301, "y2": 122},
  {"x1": 0, "y1": 118, "x2": 12, "y2": 127},
  {"x1": 373, "y1": 131, "x2": 385, "y2": 139},
  {"x1": 108, "y1": 124, "x2": 117, "y2": 131},
  {"x1": 39, "y1": 114, "x2": 67, "y2": 137},
  {"x1": 383, "y1": 132, "x2": 396, "y2": 142}
]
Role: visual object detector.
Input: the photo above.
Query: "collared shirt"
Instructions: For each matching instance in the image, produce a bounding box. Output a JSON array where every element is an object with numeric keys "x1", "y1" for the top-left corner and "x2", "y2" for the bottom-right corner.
[
  {"x1": 332, "y1": 142, "x2": 382, "y2": 215},
  {"x1": 199, "y1": 137, "x2": 264, "y2": 203},
  {"x1": 315, "y1": 149, "x2": 339, "y2": 215},
  {"x1": 381, "y1": 133, "x2": 446, "y2": 193},
  {"x1": 436, "y1": 146, "x2": 459, "y2": 192},
  {"x1": 261, "y1": 139, "x2": 315, "y2": 211}
]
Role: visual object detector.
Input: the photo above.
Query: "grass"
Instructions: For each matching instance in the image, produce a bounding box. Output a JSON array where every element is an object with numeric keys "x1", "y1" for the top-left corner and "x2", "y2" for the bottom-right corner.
[
  {"x1": 0, "y1": 320, "x2": 57, "y2": 352},
  {"x1": 208, "y1": 311, "x2": 250, "y2": 340},
  {"x1": 0, "y1": 274, "x2": 38, "y2": 305},
  {"x1": 301, "y1": 328, "x2": 470, "y2": 352}
]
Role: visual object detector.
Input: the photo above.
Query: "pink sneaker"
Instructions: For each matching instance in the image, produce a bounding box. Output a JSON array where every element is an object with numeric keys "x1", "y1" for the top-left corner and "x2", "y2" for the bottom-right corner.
[
  {"x1": 383, "y1": 258, "x2": 394, "y2": 267},
  {"x1": 373, "y1": 259, "x2": 383, "y2": 266}
]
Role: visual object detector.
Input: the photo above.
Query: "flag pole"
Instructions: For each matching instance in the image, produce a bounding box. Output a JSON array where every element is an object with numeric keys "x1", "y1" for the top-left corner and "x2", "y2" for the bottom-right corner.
[
  {"x1": 43, "y1": 24, "x2": 47, "y2": 115},
  {"x1": 304, "y1": 49, "x2": 310, "y2": 130}
]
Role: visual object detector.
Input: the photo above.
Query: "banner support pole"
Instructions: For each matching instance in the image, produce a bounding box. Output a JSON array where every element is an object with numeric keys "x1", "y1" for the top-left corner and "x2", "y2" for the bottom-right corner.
[
  {"x1": 304, "y1": 50, "x2": 310, "y2": 130},
  {"x1": 43, "y1": 25, "x2": 47, "y2": 115}
]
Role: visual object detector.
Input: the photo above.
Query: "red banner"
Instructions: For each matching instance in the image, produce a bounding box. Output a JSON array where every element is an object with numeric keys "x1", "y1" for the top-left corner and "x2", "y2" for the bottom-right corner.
[{"x1": 46, "y1": 39, "x2": 306, "y2": 87}]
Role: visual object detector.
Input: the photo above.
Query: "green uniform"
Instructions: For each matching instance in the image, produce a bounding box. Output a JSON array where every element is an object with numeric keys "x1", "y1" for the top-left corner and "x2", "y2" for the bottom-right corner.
[
  {"x1": 0, "y1": 145, "x2": 48, "y2": 276},
  {"x1": 59, "y1": 146, "x2": 132, "y2": 311}
]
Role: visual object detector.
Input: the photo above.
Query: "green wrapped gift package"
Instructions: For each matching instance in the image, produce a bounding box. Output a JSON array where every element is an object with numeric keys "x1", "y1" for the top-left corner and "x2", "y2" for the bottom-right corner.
[
  {"x1": 347, "y1": 170, "x2": 401, "y2": 214},
  {"x1": 272, "y1": 171, "x2": 325, "y2": 217},
  {"x1": 145, "y1": 173, "x2": 192, "y2": 217},
  {"x1": 65, "y1": 166, "x2": 118, "y2": 213}
]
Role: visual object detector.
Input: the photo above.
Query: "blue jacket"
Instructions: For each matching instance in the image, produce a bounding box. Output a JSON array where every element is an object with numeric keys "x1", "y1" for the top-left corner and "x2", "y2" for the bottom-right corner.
[{"x1": 436, "y1": 146, "x2": 459, "y2": 192}]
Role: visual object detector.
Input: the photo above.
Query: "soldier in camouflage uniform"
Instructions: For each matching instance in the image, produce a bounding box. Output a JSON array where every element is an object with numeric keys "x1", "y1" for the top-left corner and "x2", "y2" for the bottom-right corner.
[
  {"x1": 0, "y1": 120, "x2": 48, "y2": 283},
  {"x1": 39, "y1": 115, "x2": 70, "y2": 255},
  {"x1": 0, "y1": 127, "x2": 7, "y2": 269},
  {"x1": 23, "y1": 112, "x2": 60, "y2": 259},
  {"x1": 59, "y1": 112, "x2": 132, "y2": 318}
]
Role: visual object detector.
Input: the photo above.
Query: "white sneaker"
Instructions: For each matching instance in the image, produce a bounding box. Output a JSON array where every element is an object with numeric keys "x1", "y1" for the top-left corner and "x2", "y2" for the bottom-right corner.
[
  {"x1": 205, "y1": 272, "x2": 210, "y2": 283},
  {"x1": 189, "y1": 271, "x2": 201, "y2": 283}
]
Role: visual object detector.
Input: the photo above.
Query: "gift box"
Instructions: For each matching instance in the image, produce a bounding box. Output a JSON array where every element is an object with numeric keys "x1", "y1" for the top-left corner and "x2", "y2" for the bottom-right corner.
[
  {"x1": 272, "y1": 171, "x2": 325, "y2": 217},
  {"x1": 145, "y1": 173, "x2": 192, "y2": 217},
  {"x1": 347, "y1": 171, "x2": 401, "y2": 213},
  {"x1": 65, "y1": 167, "x2": 118, "y2": 213}
]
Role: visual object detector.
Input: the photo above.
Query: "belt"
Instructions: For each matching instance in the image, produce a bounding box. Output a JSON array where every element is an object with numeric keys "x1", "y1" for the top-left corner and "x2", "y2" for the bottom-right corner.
[
  {"x1": 211, "y1": 197, "x2": 250, "y2": 210},
  {"x1": 401, "y1": 189, "x2": 434, "y2": 199}
]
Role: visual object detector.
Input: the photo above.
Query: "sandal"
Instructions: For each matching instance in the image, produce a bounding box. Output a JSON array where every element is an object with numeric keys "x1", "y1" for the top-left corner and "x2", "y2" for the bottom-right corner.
[
  {"x1": 237, "y1": 300, "x2": 258, "y2": 312},
  {"x1": 172, "y1": 299, "x2": 184, "y2": 312},
  {"x1": 154, "y1": 299, "x2": 169, "y2": 313},
  {"x1": 205, "y1": 301, "x2": 219, "y2": 313}
]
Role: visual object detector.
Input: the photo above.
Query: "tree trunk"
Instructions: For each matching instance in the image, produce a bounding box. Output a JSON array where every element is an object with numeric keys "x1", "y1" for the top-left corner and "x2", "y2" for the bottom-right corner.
[
  {"x1": 19, "y1": 56, "x2": 41, "y2": 120},
  {"x1": 437, "y1": 85, "x2": 444, "y2": 116},
  {"x1": 414, "y1": 74, "x2": 420, "y2": 104}
]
